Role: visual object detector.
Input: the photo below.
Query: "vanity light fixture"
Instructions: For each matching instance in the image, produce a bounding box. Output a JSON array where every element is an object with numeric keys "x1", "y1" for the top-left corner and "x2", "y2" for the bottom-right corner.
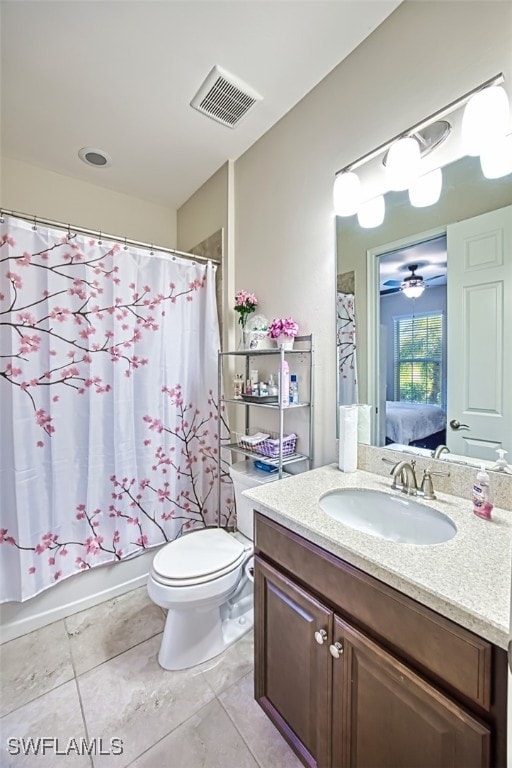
[
  {"x1": 332, "y1": 170, "x2": 361, "y2": 216},
  {"x1": 385, "y1": 136, "x2": 421, "y2": 191},
  {"x1": 333, "y1": 73, "x2": 507, "y2": 226},
  {"x1": 357, "y1": 195, "x2": 385, "y2": 228},
  {"x1": 480, "y1": 132, "x2": 512, "y2": 179},
  {"x1": 461, "y1": 84, "x2": 510, "y2": 156},
  {"x1": 409, "y1": 167, "x2": 443, "y2": 208}
]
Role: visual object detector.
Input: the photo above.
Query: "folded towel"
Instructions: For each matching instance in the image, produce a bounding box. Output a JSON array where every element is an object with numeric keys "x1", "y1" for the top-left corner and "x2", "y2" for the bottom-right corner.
[{"x1": 242, "y1": 432, "x2": 270, "y2": 445}]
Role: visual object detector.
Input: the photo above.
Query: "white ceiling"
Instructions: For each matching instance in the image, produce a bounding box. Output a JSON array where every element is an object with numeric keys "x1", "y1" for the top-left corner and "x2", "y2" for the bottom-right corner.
[{"x1": 0, "y1": 0, "x2": 401, "y2": 210}]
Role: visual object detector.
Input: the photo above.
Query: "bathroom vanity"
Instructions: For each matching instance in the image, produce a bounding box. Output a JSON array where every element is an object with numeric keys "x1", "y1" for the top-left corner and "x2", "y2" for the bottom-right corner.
[{"x1": 244, "y1": 465, "x2": 511, "y2": 768}]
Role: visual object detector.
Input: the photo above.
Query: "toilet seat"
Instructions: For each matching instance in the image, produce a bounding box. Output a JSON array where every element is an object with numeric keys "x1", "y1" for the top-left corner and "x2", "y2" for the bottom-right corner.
[{"x1": 151, "y1": 528, "x2": 247, "y2": 587}]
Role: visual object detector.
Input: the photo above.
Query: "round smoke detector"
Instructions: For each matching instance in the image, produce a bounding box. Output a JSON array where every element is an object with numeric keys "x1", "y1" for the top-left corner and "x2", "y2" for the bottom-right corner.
[{"x1": 78, "y1": 147, "x2": 112, "y2": 168}]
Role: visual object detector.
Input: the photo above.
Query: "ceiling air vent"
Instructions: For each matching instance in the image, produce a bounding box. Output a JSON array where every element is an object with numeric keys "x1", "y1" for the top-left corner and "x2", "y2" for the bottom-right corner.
[{"x1": 190, "y1": 65, "x2": 262, "y2": 128}]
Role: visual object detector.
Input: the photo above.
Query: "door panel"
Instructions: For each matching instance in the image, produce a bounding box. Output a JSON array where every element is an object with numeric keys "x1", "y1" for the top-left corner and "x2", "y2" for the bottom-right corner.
[
  {"x1": 447, "y1": 205, "x2": 512, "y2": 459},
  {"x1": 332, "y1": 616, "x2": 491, "y2": 768},
  {"x1": 254, "y1": 556, "x2": 332, "y2": 768}
]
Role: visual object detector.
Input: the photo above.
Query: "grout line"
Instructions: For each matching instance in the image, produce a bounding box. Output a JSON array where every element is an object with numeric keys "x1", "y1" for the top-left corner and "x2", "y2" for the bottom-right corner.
[
  {"x1": 216, "y1": 681, "x2": 265, "y2": 768},
  {"x1": 65, "y1": 615, "x2": 80, "y2": 679},
  {"x1": 73, "y1": 676, "x2": 94, "y2": 768},
  {"x1": 0, "y1": 675, "x2": 75, "y2": 720},
  {"x1": 123, "y1": 698, "x2": 217, "y2": 767},
  {"x1": 65, "y1": 617, "x2": 94, "y2": 768},
  {"x1": 72, "y1": 630, "x2": 164, "y2": 677}
]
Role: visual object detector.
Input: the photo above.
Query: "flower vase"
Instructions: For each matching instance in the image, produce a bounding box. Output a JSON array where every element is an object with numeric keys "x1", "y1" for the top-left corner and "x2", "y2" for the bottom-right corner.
[
  {"x1": 238, "y1": 325, "x2": 250, "y2": 350},
  {"x1": 274, "y1": 334, "x2": 294, "y2": 351}
]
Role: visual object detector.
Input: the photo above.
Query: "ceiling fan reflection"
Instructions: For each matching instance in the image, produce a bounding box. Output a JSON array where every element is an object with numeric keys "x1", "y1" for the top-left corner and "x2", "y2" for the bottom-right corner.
[{"x1": 381, "y1": 264, "x2": 445, "y2": 296}]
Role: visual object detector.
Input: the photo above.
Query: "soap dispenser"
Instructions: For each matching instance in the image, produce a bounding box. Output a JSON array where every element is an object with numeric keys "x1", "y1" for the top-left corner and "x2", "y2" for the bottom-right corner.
[
  {"x1": 492, "y1": 448, "x2": 509, "y2": 472},
  {"x1": 472, "y1": 465, "x2": 493, "y2": 520}
]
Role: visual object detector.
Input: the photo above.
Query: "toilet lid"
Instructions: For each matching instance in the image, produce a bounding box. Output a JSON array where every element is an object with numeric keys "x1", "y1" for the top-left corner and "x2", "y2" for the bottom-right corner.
[{"x1": 152, "y1": 528, "x2": 246, "y2": 581}]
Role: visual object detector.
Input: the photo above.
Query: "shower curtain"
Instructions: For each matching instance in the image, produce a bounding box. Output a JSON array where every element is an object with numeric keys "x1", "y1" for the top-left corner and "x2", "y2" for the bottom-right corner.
[
  {"x1": 0, "y1": 216, "x2": 234, "y2": 602},
  {"x1": 337, "y1": 292, "x2": 359, "y2": 404}
]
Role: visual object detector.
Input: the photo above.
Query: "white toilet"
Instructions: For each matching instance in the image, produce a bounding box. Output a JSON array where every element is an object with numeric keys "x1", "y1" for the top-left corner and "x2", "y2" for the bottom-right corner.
[{"x1": 147, "y1": 460, "x2": 277, "y2": 670}]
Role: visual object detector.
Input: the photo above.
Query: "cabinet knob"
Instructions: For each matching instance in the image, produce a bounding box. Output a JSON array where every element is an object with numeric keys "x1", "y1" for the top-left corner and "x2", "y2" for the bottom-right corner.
[
  {"x1": 329, "y1": 641, "x2": 344, "y2": 659},
  {"x1": 314, "y1": 629, "x2": 328, "y2": 645}
]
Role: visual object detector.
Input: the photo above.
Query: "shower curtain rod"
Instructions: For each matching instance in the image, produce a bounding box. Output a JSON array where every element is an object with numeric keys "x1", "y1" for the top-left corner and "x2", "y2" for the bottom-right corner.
[{"x1": 0, "y1": 207, "x2": 221, "y2": 265}]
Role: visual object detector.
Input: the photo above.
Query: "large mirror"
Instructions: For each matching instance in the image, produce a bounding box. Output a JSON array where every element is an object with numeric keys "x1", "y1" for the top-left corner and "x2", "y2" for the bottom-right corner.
[{"x1": 336, "y1": 153, "x2": 512, "y2": 469}]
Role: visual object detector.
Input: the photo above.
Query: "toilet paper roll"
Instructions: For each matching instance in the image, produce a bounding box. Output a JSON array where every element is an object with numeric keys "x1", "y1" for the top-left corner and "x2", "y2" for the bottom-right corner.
[
  {"x1": 356, "y1": 405, "x2": 371, "y2": 445},
  {"x1": 338, "y1": 405, "x2": 358, "y2": 473}
]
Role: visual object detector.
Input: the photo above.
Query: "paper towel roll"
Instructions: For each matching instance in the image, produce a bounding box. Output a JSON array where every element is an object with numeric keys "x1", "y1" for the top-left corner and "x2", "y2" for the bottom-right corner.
[
  {"x1": 338, "y1": 405, "x2": 358, "y2": 472},
  {"x1": 356, "y1": 405, "x2": 371, "y2": 445}
]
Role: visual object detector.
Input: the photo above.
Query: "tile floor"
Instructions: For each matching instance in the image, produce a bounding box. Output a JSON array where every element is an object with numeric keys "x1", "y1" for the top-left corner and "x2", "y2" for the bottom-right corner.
[{"x1": 0, "y1": 587, "x2": 302, "y2": 768}]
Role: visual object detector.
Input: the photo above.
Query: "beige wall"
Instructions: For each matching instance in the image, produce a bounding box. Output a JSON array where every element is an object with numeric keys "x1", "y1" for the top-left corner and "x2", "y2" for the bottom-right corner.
[
  {"x1": 233, "y1": 0, "x2": 512, "y2": 468},
  {"x1": 1, "y1": 157, "x2": 176, "y2": 246},
  {"x1": 177, "y1": 162, "x2": 229, "y2": 253},
  {"x1": 177, "y1": 160, "x2": 236, "y2": 352}
]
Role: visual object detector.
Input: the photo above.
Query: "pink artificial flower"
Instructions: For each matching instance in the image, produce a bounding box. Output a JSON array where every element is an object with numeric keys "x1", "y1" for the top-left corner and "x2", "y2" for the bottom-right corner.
[
  {"x1": 268, "y1": 316, "x2": 299, "y2": 339},
  {"x1": 234, "y1": 290, "x2": 258, "y2": 328}
]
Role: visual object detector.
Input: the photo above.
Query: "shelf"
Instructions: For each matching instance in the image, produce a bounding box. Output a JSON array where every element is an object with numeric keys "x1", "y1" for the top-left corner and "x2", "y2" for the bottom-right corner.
[
  {"x1": 219, "y1": 334, "x2": 312, "y2": 357},
  {"x1": 220, "y1": 348, "x2": 312, "y2": 357},
  {"x1": 217, "y1": 333, "x2": 313, "y2": 483},
  {"x1": 224, "y1": 443, "x2": 310, "y2": 466},
  {"x1": 223, "y1": 399, "x2": 310, "y2": 409}
]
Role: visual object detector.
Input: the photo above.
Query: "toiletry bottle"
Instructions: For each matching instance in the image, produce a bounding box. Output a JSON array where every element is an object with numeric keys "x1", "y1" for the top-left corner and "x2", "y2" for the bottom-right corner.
[
  {"x1": 246, "y1": 379, "x2": 252, "y2": 396},
  {"x1": 289, "y1": 374, "x2": 299, "y2": 405},
  {"x1": 234, "y1": 375, "x2": 243, "y2": 399},
  {"x1": 268, "y1": 374, "x2": 278, "y2": 397},
  {"x1": 472, "y1": 465, "x2": 493, "y2": 520},
  {"x1": 493, "y1": 448, "x2": 509, "y2": 471},
  {"x1": 279, "y1": 360, "x2": 290, "y2": 408}
]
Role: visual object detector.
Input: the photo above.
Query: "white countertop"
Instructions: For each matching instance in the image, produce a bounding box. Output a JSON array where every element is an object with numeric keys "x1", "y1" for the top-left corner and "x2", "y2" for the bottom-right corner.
[{"x1": 243, "y1": 464, "x2": 512, "y2": 649}]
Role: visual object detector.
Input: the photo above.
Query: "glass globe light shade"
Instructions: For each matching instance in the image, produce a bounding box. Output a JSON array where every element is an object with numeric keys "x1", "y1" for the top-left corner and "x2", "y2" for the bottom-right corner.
[
  {"x1": 385, "y1": 137, "x2": 421, "y2": 191},
  {"x1": 357, "y1": 195, "x2": 385, "y2": 228},
  {"x1": 462, "y1": 85, "x2": 510, "y2": 156},
  {"x1": 401, "y1": 283, "x2": 425, "y2": 299},
  {"x1": 480, "y1": 132, "x2": 512, "y2": 179},
  {"x1": 333, "y1": 171, "x2": 361, "y2": 216},
  {"x1": 409, "y1": 167, "x2": 443, "y2": 207}
]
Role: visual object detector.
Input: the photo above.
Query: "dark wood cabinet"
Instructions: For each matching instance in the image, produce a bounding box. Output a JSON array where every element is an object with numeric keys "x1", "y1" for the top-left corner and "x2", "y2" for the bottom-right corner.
[
  {"x1": 254, "y1": 513, "x2": 506, "y2": 768},
  {"x1": 333, "y1": 616, "x2": 490, "y2": 768},
  {"x1": 255, "y1": 558, "x2": 332, "y2": 767}
]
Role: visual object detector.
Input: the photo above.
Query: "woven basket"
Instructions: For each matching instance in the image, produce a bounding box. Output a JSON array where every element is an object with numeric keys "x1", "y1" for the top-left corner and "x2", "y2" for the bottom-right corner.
[{"x1": 256, "y1": 433, "x2": 297, "y2": 458}]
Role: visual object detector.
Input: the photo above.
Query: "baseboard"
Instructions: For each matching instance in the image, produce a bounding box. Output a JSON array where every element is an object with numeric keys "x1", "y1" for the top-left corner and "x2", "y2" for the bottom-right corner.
[{"x1": 0, "y1": 549, "x2": 156, "y2": 644}]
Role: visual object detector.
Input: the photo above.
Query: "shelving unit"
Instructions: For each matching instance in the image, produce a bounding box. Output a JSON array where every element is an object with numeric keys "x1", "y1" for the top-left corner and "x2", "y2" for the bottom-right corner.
[{"x1": 218, "y1": 334, "x2": 314, "y2": 483}]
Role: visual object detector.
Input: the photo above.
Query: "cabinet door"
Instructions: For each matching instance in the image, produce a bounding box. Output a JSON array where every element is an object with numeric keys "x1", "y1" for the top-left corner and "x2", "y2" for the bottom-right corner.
[
  {"x1": 254, "y1": 556, "x2": 332, "y2": 768},
  {"x1": 332, "y1": 616, "x2": 491, "y2": 768}
]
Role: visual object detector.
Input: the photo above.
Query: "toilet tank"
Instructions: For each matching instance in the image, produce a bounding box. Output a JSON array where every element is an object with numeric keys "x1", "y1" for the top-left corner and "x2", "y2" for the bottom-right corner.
[{"x1": 229, "y1": 460, "x2": 279, "y2": 540}]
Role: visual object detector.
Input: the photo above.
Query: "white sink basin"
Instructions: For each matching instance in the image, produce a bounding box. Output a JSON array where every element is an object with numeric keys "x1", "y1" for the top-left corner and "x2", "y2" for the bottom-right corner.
[{"x1": 319, "y1": 488, "x2": 456, "y2": 545}]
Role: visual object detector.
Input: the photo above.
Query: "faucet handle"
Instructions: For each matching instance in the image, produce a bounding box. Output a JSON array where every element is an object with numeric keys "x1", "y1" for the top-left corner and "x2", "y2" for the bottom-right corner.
[{"x1": 420, "y1": 467, "x2": 450, "y2": 500}]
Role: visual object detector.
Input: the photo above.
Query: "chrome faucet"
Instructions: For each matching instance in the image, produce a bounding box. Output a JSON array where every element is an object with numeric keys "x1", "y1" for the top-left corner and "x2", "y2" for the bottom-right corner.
[
  {"x1": 432, "y1": 444, "x2": 450, "y2": 459},
  {"x1": 390, "y1": 460, "x2": 418, "y2": 496}
]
